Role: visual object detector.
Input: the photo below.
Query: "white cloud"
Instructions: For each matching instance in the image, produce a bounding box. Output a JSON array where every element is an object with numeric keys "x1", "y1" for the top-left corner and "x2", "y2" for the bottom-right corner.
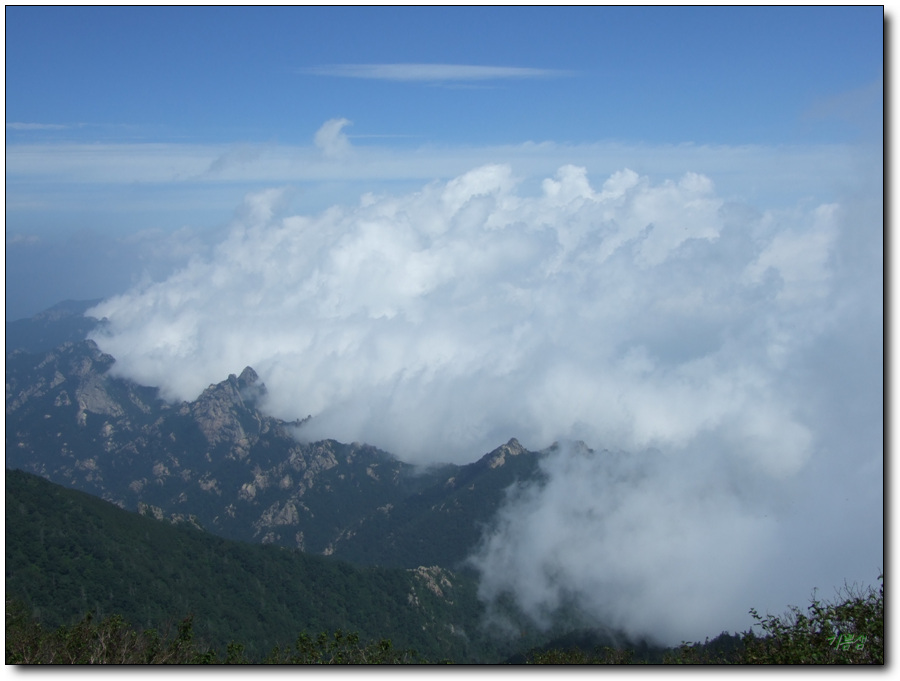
[
  {"x1": 5, "y1": 134, "x2": 869, "y2": 215},
  {"x1": 83, "y1": 161, "x2": 882, "y2": 644},
  {"x1": 313, "y1": 118, "x2": 353, "y2": 159},
  {"x1": 86, "y1": 162, "x2": 867, "y2": 462},
  {"x1": 468, "y1": 441, "x2": 778, "y2": 643},
  {"x1": 203, "y1": 144, "x2": 266, "y2": 177},
  {"x1": 5, "y1": 142, "x2": 216, "y2": 184},
  {"x1": 6, "y1": 233, "x2": 41, "y2": 246},
  {"x1": 803, "y1": 77, "x2": 883, "y2": 130},
  {"x1": 300, "y1": 63, "x2": 570, "y2": 82},
  {"x1": 6, "y1": 121, "x2": 70, "y2": 130},
  {"x1": 743, "y1": 203, "x2": 838, "y2": 305}
]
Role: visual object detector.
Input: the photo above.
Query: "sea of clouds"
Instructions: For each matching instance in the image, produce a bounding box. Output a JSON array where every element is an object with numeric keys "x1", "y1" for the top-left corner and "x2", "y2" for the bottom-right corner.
[{"x1": 87, "y1": 157, "x2": 882, "y2": 643}]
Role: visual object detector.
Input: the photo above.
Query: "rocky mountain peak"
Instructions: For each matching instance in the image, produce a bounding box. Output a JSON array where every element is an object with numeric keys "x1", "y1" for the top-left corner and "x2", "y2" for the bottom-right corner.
[
  {"x1": 6, "y1": 339, "x2": 118, "y2": 416},
  {"x1": 237, "y1": 366, "x2": 267, "y2": 403},
  {"x1": 196, "y1": 367, "x2": 266, "y2": 410},
  {"x1": 238, "y1": 366, "x2": 259, "y2": 387},
  {"x1": 189, "y1": 368, "x2": 269, "y2": 453},
  {"x1": 484, "y1": 437, "x2": 526, "y2": 469}
]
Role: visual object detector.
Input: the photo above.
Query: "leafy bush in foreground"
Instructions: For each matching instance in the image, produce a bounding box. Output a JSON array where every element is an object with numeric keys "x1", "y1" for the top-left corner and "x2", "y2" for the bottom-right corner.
[
  {"x1": 530, "y1": 573, "x2": 884, "y2": 665},
  {"x1": 5, "y1": 598, "x2": 215, "y2": 664},
  {"x1": 734, "y1": 573, "x2": 883, "y2": 664},
  {"x1": 8, "y1": 573, "x2": 883, "y2": 664},
  {"x1": 5, "y1": 598, "x2": 420, "y2": 665},
  {"x1": 263, "y1": 630, "x2": 425, "y2": 664}
]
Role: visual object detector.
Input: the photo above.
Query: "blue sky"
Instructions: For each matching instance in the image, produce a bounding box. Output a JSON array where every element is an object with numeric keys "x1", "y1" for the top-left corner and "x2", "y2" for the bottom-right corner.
[
  {"x1": 6, "y1": 6, "x2": 881, "y2": 146},
  {"x1": 4, "y1": 5, "x2": 885, "y2": 645},
  {"x1": 6, "y1": 6, "x2": 883, "y2": 318}
]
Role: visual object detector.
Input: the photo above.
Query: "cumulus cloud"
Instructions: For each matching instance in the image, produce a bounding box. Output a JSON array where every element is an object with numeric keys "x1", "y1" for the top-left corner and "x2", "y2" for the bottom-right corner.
[
  {"x1": 87, "y1": 163, "x2": 863, "y2": 466},
  {"x1": 86, "y1": 161, "x2": 882, "y2": 642},
  {"x1": 465, "y1": 170, "x2": 882, "y2": 644}
]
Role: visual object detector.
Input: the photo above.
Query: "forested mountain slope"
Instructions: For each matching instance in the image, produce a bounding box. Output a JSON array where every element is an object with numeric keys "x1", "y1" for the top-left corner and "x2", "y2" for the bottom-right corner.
[{"x1": 5, "y1": 469, "x2": 527, "y2": 663}]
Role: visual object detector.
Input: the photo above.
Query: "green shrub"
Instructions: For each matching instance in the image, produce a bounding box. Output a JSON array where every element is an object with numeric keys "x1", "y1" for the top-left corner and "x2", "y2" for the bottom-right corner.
[
  {"x1": 263, "y1": 629, "x2": 423, "y2": 664},
  {"x1": 736, "y1": 573, "x2": 883, "y2": 664},
  {"x1": 529, "y1": 573, "x2": 884, "y2": 665},
  {"x1": 6, "y1": 597, "x2": 424, "y2": 664},
  {"x1": 6, "y1": 599, "x2": 217, "y2": 664}
]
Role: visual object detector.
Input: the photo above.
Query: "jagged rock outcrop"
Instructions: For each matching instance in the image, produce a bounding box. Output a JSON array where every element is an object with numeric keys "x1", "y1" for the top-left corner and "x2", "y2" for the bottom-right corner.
[
  {"x1": 6, "y1": 340, "x2": 421, "y2": 553},
  {"x1": 7, "y1": 332, "x2": 549, "y2": 569},
  {"x1": 410, "y1": 565, "x2": 455, "y2": 601},
  {"x1": 188, "y1": 367, "x2": 266, "y2": 454},
  {"x1": 484, "y1": 437, "x2": 526, "y2": 469},
  {"x1": 137, "y1": 501, "x2": 205, "y2": 530},
  {"x1": 6, "y1": 340, "x2": 115, "y2": 413}
]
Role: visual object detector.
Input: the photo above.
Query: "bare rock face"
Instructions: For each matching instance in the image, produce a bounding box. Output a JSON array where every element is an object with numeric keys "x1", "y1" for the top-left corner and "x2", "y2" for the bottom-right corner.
[
  {"x1": 485, "y1": 438, "x2": 526, "y2": 469},
  {"x1": 189, "y1": 366, "x2": 266, "y2": 455},
  {"x1": 237, "y1": 366, "x2": 264, "y2": 397},
  {"x1": 409, "y1": 565, "x2": 454, "y2": 600},
  {"x1": 76, "y1": 373, "x2": 126, "y2": 420},
  {"x1": 6, "y1": 340, "x2": 115, "y2": 413}
]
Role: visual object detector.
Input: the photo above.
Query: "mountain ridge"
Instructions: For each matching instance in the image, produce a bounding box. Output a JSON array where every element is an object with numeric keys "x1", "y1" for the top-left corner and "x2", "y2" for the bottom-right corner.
[{"x1": 6, "y1": 308, "x2": 559, "y2": 569}]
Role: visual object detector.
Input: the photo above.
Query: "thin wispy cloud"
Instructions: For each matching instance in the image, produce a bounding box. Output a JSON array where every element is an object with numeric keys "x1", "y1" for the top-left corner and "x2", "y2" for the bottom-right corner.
[
  {"x1": 300, "y1": 63, "x2": 571, "y2": 82},
  {"x1": 5, "y1": 131, "x2": 867, "y2": 205},
  {"x1": 6, "y1": 122, "x2": 71, "y2": 131},
  {"x1": 802, "y1": 76, "x2": 884, "y2": 132},
  {"x1": 6, "y1": 233, "x2": 41, "y2": 246}
]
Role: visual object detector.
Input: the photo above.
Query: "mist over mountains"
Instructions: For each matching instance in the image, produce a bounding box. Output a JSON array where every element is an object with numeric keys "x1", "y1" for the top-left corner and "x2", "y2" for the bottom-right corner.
[
  {"x1": 86, "y1": 163, "x2": 853, "y2": 469},
  {"x1": 4, "y1": 5, "x2": 883, "y2": 661},
  {"x1": 6, "y1": 333, "x2": 540, "y2": 569},
  {"x1": 7, "y1": 159, "x2": 883, "y2": 646}
]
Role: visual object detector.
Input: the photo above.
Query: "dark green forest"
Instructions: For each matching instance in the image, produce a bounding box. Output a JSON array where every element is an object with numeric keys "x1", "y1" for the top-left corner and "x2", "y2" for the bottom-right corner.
[
  {"x1": 5, "y1": 468, "x2": 504, "y2": 662},
  {"x1": 6, "y1": 468, "x2": 883, "y2": 664}
]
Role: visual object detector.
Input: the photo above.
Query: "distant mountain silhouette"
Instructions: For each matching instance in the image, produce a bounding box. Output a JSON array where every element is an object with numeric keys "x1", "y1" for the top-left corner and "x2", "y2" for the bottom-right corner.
[{"x1": 6, "y1": 298, "x2": 102, "y2": 354}]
